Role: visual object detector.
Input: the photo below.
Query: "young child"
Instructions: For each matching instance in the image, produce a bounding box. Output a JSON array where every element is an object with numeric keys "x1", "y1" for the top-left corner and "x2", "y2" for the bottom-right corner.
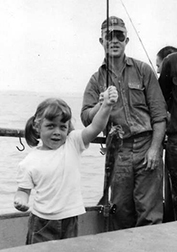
[{"x1": 14, "y1": 86, "x2": 118, "y2": 244}]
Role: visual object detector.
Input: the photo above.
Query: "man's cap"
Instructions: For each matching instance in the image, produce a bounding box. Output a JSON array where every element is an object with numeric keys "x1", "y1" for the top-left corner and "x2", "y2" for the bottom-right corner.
[{"x1": 101, "y1": 16, "x2": 127, "y2": 32}]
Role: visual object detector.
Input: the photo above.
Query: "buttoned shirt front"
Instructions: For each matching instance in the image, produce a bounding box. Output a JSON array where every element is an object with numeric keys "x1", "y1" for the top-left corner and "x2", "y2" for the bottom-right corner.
[{"x1": 81, "y1": 56, "x2": 167, "y2": 139}]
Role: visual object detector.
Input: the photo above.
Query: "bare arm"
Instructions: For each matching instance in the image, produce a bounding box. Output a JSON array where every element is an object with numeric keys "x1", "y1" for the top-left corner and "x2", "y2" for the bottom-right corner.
[
  {"x1": 87, "y1": 92, "x2": 105, "y2": 121},
  {"x1": 82, "y1": 86, "x2": 118, "y2": 146},
  {"x1": 14, "y1": 187, "x2": 31, "y2": 212},
  {"x1": 145, "y1": 121, "x2": 166, "y2": 170}
]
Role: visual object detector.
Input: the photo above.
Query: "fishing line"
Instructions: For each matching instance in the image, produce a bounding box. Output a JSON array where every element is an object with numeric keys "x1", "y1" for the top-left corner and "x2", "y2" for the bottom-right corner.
[
  {"x1": 119, "y1": 0, "x2": 157, "y2": 77},
  {"x1": 106, "y1": 0, "x2": 110, "y2": 88}
]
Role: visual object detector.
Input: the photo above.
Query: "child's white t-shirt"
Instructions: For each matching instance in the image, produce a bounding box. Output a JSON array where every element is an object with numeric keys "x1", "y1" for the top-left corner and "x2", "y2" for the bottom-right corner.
[{"x1": 17, "y1": 130, "x2": 88, "y2": 220}]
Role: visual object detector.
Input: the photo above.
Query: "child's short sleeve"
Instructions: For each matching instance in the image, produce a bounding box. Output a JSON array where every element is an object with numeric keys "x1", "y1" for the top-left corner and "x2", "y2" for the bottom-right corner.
[
  {"x1": 68, "y1": 129, "x2": 89, "y2": 154},
  {"x1": 16, "y1": 162, "x2": 34, "y2": 189}
]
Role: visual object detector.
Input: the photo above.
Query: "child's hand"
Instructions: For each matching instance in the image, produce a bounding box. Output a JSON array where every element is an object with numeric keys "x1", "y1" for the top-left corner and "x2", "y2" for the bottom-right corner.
[
  {"x1": 99, "y1": 92, "x2": 104, "y2": 105},
  {"x1": 14, "y1": 198, "x2": 29, "y2": 212},
  {"x1": 104, "y1": 86, "x2": 118, "y2": 105}
]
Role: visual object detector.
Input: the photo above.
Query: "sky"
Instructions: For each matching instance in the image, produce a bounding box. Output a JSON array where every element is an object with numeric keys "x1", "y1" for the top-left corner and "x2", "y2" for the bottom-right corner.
[{"x1": 0, "y1": 0, "x2": 177, "y2": 94}]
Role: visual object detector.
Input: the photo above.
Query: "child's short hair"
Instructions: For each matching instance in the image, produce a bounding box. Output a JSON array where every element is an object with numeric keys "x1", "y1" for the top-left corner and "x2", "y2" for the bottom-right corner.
[{"x1": 25, "y1": 98, "x2": 73, "y2": 147}]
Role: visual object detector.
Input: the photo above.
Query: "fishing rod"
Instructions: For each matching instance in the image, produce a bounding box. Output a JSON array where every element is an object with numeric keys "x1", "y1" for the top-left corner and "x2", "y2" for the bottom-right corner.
[
  {"x1": 119, "y1": 0, "x2": 158, "y2": 77},
  {"x1": 98, "y1": 0, "x2": 124, "y2": 232},
  {"x1": 99, "y1": 0, "x2": 122, "y2": 232},
  {"x1": 102, "y1": 0, "x2": 111, "y2": 232},
  {"x1": 106, "y1": 0, "x2": 109, "y2": 88}
]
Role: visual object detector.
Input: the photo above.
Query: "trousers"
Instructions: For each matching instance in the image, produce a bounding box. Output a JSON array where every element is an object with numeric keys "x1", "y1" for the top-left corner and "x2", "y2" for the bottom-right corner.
[
  {"x1": 110, "y1": 132, "x2": 163, "y2": 230},
  {"x1": 26, "y1": 213, "x2": 78, "y2": 244},
  {"x1": 166, "y1": 135, "x2": 177, "y2": 219}
]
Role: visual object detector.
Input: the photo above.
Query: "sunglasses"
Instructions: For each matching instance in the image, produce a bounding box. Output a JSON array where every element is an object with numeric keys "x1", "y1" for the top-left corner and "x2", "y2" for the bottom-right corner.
[{"x1": 105, "y1": 30, "x2": 126, "y2": 42}]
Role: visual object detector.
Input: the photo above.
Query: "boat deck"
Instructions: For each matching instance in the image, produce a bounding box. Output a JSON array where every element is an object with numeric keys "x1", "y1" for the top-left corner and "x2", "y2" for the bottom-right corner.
[{"x1": 1, "y1": 221, "x2": 177, "y2": 252}]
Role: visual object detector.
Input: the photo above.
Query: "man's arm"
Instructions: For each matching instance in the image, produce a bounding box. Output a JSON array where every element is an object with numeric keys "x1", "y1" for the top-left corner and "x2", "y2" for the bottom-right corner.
[
  {"x1": 82, "y1": 86, "x2": 118, "y2": 146},
  {"x1": 145, "y1": 120, "x2": 166, "y2": 170},
  {"x1": 81, "y1": 72, "x2": 106, "y2": 126},
  {"x1": 81, "y1": 91, "x2": 100, "y2": 127}
]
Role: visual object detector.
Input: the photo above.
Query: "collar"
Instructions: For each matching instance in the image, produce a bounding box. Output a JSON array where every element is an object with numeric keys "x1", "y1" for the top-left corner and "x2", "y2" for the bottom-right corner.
[{"x1": 101, "y1": 55, "x2": 133, "y2": 69}]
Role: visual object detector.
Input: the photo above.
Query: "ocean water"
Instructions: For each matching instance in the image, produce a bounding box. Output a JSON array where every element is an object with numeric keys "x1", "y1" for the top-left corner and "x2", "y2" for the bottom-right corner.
[{"x1": 0, "y1": 90, "x2": 105, "y2": 214}]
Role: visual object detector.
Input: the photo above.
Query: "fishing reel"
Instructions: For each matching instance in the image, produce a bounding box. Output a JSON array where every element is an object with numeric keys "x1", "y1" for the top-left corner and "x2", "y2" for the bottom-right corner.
[{"x1": 98, "y1": 203, "x2": 117, "y2": 216}]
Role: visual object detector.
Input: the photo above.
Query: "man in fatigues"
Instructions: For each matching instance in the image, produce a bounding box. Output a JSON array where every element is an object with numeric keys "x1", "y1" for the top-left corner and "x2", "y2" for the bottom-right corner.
[{"x1": 81, "y1": 16, "x2": 167, "y2": 230}]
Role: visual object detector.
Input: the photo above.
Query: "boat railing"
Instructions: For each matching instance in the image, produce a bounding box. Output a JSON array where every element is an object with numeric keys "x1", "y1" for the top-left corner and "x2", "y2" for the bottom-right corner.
[
  {"x1": 0, "y1": 128, "x2": 24, "y2": 137},
  {"x1": 0, "y1": 127, "x2": 106, "y2": 143},
  {"x1": 0, "y1": 127, "x2": 106, "y2": 153}
]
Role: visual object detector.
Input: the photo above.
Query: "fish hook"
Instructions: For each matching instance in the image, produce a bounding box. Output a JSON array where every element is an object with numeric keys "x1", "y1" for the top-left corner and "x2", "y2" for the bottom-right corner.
[{"x1": 16, "y1": 134, "x2": 25, "y2": 152}]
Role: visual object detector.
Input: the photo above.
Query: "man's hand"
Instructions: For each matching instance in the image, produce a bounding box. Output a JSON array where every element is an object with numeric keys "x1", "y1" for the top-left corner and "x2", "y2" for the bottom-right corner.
[{"x1": 143, "y1": 147, "x2": 160, "y2": 171}]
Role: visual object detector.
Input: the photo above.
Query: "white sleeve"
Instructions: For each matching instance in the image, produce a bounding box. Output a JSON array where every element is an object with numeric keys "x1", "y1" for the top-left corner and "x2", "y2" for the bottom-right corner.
[
  {"x1": 68, "y1": 130, "x2": 89, "y2": 154},
  {"x1": 16, "y1": 161, "x2": 34, "y2": 189}
]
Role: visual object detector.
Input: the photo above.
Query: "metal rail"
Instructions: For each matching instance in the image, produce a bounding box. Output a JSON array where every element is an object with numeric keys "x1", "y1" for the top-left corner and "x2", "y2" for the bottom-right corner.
[
  {"x1": 0, "y1": 127, "x2": 106, "y2": 144},
  {"x1": 0, "y1": 128, "x2": 24, "y2": 137}
]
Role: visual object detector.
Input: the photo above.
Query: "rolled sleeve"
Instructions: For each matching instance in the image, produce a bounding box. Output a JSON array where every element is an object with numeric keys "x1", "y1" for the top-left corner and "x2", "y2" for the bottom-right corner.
[
  {"x1": 142, "y1": 63, "x2": 167, "y2": 124},
  {"x1": 81, "y1": 73, "x2": 105, "y2": 126}
]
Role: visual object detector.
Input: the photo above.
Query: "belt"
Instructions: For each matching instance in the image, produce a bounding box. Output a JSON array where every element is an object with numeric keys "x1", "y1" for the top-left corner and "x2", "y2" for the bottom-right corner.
[{"x1": 124, "y1": 131, "x2": 152, "y2": 140}]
